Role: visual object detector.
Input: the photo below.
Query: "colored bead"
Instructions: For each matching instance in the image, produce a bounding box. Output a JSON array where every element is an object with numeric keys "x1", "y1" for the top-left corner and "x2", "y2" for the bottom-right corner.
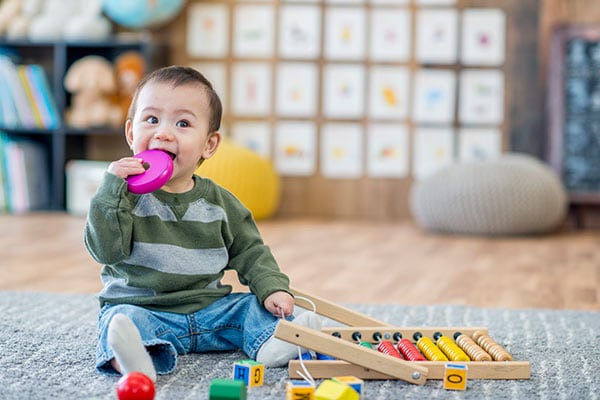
[
  {"x1": 454, "y1": 332, "x2": 492, "y2": 361},
  {"x1": 396, "y1": 338, "x2": 427, "y2": 361},
  {"x1": 433, "y1": 332, "x2": 470, "y2": 362},
  {"x1": 413, "y1": 332, "x2": 448, "y2": 361},
  {"x1": 472, "y1": 331, "x2": 513, "y2": 361},
  {"x1": 116, "y1": 372, "x2": 155, "y2": 400}
]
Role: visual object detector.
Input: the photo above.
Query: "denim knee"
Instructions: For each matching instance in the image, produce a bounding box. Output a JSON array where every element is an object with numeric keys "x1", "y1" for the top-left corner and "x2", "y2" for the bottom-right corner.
[{"x1": 96, "y1": 304, "x2": 178, "y2": 376}]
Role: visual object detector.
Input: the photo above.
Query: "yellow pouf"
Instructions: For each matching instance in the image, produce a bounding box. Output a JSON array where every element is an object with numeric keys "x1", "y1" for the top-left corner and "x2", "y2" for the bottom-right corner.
[{"x1": 196, "y1": 139, "x2": 281, "y2": 220}]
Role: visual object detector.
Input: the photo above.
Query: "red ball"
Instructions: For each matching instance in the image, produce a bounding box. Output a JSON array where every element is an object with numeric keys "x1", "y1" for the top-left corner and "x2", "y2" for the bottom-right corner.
[{"x1": 116, "y1": 372, "x2": 155, "y2": 400}]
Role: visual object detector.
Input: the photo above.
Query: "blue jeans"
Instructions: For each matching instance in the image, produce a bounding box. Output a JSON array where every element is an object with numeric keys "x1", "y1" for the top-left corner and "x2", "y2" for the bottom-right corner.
[{"x1": 96, "y1": 293, "x2": 284, "y2": 376}]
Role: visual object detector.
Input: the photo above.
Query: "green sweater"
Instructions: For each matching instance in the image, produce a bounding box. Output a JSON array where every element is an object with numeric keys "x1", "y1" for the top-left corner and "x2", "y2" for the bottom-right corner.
[{"x1": 84, "y1": 173, "x2": 290, "y2": 314}]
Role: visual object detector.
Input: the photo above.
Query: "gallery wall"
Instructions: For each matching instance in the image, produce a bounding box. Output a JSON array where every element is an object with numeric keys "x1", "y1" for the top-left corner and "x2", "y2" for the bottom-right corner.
[{"x1": 166, "y1": 0, "x2": 542, "y2": 219}]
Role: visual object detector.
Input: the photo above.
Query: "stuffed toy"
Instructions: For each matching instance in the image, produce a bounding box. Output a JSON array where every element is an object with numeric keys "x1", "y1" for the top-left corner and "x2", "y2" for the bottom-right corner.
[
  {"x1": 0, "y1": 0, "x2": 22, "y2": 35},
  {"x1": 64, "y1": 55, "x2": 123, "y2": 129},
  {"x1": 113, "y1": 51, "x2": 146, "y2": 122},
  {"x1": 5, "y1": 0, "x2": 43, "y2": 39},
  {"x1": 27, "y1": 0, "x2": 110, "y2": 41}
]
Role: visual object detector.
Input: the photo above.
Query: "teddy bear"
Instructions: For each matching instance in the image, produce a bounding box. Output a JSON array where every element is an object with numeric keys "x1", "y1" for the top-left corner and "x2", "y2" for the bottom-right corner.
[
  {"x1": 113, "y1": 51, "x2": 146, "y2": 122},
  {"x1": 64, "y1": 55, "x2": 123, "y2": 129}
]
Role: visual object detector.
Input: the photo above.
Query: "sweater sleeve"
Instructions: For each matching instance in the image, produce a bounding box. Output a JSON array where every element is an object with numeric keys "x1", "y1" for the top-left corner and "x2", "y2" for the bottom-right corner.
[
  {"x1": 84, "y1": 172, "x2": 137, "y2": 266},
  {"x1": 221, "y1": 192, "x2": 291, "y2": 304}
]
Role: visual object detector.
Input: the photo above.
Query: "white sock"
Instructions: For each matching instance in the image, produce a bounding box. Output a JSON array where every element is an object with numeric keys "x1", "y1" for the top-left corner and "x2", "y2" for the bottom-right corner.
[
  {"x1": 256, "y1": 311, "x2": 322, "y2": 367},
  {"x1": 107, "y1": 313, "x2": 157, "y2": 382}
]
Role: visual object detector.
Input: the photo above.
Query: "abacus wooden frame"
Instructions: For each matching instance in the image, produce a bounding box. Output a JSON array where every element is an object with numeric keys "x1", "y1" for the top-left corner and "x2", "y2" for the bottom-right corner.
[{"x1": 280, "y1": 288, "x2": 531, "y2": 383}]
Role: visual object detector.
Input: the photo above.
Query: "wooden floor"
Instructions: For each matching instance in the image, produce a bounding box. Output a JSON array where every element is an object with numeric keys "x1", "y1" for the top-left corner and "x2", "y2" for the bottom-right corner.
[{"x1": 1, "y1": 213, "x2": 598, "y2": 311}]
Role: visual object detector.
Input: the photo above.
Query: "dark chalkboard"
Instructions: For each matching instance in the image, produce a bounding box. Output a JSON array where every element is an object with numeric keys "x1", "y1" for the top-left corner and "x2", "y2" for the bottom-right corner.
[{"x1": 548, "y1": 25, "x2": 600, "y2": 203}]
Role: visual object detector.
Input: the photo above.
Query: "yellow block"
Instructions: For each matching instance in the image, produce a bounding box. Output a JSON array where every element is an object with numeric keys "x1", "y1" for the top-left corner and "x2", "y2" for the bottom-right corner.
[
  {"x1": 286, "y1": 380, "x2": 315, "y2": 400},
  {"x1": 443, "y1": 363, "x2": 468, "y2": 391},
  {"x1": 197, "y1": 139, "x2": 280, "y2": 220},
  {"x1": 332, "y1": 376, "x2": 363, "y2": 396},
  {"x1": 233, "y1": 359, "x2": 264, "y2": 388},
  {"x1": 315, "y1": 380, "x2": 359, "y2": 400}
]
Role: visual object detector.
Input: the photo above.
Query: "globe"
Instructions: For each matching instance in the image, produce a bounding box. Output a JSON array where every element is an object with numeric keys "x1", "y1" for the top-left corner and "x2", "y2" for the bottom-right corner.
[{"x1": 102, "y1": 0, "x2": 187, "y2": 30}]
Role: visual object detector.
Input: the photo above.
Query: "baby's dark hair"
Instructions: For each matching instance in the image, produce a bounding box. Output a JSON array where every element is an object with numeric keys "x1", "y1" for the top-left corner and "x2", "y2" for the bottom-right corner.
[{"x1": 127, "y1": 65, "x2": 222, "y2": 133}]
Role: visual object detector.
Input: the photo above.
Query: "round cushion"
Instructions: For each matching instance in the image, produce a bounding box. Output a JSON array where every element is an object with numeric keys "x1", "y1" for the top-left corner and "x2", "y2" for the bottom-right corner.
[
  {"x1": 196, "y1": 139, "x2": 281, "y2": 220},
  {"x1": 410, "y1": 153, "x2": 568, "y2": 235}
]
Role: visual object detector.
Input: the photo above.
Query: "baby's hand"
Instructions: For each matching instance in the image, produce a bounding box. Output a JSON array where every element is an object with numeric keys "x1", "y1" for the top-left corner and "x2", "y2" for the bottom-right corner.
[
  {"x1": 108, "y1": 157, "x2": 146, "y2": 179},
  {"x1": 264, "y1": 291, "x2": 295, "y2": 318}
]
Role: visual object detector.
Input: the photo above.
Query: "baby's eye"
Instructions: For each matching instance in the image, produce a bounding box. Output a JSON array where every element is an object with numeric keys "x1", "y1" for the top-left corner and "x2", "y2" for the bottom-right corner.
[
  {"x1": 176, "y1": 120, "x2": 190, "y2": 128},
  {"x1": 145, "y1": 116, "x2": 159, "y2": 124}
]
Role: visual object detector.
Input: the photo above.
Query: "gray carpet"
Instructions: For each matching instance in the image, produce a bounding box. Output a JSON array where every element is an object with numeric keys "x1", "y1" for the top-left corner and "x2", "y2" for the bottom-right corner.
[{"x1": 0, "y1": 291, "x2": 598, "y2": 400}]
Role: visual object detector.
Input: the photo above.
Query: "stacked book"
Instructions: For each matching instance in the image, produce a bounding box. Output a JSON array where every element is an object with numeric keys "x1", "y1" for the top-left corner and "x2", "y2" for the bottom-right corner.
[
  {"x1": 0, "y1": 132, "x2": 50, "y2": 213},
  {"x1": 0, "y1": 55, "x2": 61, "y2": 130}
]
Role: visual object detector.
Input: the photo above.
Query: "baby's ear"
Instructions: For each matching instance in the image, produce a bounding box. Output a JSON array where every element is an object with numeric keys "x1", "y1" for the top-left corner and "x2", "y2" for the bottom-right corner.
[{"x1": 202, "y1": 132, "x2": 221, "y2": 160}]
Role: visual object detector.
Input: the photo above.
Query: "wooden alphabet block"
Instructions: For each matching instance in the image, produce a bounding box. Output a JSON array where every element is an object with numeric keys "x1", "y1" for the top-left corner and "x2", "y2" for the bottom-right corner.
[
  {"x1": 443, "y1": 363, "x2": 468, "y2": 391},
  {"x1": 233, "y1": 360, "x2": 264, "y2": 387},
  {"x1": 286, "y1": 380, "x2": 315, "y2": 400},
  {"x1": 315, "y1": 379, "x2": 359, "y2": 400},
  {"x1": 209, "y1": 378, "x2": 247, "y2": 400}
]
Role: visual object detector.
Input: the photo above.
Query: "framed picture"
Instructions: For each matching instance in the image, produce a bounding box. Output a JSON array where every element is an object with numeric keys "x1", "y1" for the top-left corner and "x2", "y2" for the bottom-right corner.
[
  {"x1": 413, "y1": 127, "x2": 455, "y2": 180},
  {"x1": 369, "y1": 8, "x2": 411, "y2": 62},
  {"x1": 415, "y1": 8, "x2": 458, "y2": 64},
  {"x1": 458, "y1": 127, "x2": 502, "y2": 162},
  {"x1": 368, "y1": 66, "x2": 410, "y2": 120},
  {"x1": 233, "y1": 5, "x2": 275, "y2": 58},
  {"x1": 459, "y1": 69, "x2": 504, "y2": 125},
  {"x1": 189, "y1": 62, "x2": 228, "y2": 111},
  {"x1": 279, "y1": 5, "x2": 321, "y2": 59},
  {"x1": 461, "y1": 8, "x2": 506, "y2": 66},
  {"x1": 323, "y1": 64, "x2": 365, "y2": 118},
  {"x1": 367, "y1": 123, "x2": 409, "y2": 178},
  {"x1": 230, "y1": 121, "x2": 272, "y2": 159},
  {"x1": 276, "y1": 62, "x2": 319, "y2": 117},
  {"x1": 231, "y1": 62, "x2": 272, "y2": 116},
  {"x1": 321, "y1": 123, "x2": 363, "y2": 178},
  {"x1": 324, "y1": 7, "x2": 366, "y2": 60},
  {"x1": 186, "y1": 3, "x2": 229, "y2": 58},
  {"x1": 412, "y1": 69, "x2": 456, "y2": 124},
  {"x1": 274, "y1": 121, "x2": 317, "y2": 176}
]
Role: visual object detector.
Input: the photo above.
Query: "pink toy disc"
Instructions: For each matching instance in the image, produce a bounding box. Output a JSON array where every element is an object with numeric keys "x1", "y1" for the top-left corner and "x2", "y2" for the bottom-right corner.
[{"x1": 127, "y1": 149, "x2": 174, "y2": 194}]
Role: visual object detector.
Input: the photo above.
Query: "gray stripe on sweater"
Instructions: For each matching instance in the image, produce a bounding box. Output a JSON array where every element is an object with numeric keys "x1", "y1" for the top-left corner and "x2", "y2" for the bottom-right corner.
[{"x1": 126, "y1": 242, "x2": 228, "y2": 275}]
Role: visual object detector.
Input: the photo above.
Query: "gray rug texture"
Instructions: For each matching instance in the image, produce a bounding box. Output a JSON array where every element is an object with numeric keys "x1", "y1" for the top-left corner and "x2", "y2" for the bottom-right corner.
[{"x1": 0, "y1": 291, "x2": 598, "y2": 400}]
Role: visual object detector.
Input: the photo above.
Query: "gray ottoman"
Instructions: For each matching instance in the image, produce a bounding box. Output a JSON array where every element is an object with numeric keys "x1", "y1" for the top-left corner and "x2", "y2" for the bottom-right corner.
[{"x1": 410, "y1": 153, "x2": 568, "y2": 235}]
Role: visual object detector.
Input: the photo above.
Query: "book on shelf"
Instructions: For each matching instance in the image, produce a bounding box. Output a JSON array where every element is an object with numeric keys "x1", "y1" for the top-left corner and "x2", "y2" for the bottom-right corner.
[
  {"x1": 0, "y1": 55, "x2": 60, "y2": 130},
  {"x1": 0, "y1": 132, "x2": 50, "y2": 213}
]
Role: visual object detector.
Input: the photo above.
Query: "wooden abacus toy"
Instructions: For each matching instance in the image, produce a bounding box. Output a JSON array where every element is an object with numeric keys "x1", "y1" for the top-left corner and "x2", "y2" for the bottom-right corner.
[{"x1": 276, "y1": 288, "x2": 531, "y2": 386}]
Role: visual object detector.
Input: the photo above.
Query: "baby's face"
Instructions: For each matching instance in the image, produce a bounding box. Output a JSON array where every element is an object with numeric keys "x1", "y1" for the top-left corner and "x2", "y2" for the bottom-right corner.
[{"x1": 126, "y1": 81, "x2": 217, "y2": 192}]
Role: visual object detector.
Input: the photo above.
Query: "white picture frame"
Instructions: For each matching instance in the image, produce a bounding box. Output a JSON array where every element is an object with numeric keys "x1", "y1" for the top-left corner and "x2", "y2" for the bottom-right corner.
[
  {"x1": 367, "y1": 123, "x2": 409, "y2": 178},
  {"x1": 231, "y1": 62, "x2": 272, "y2": 117},
  {"x1": 323, "y1": 64, "x2": 365, "y2": 118},
  {"x1": 321, "y1": 123, "x2": 363, "y2": 178},
  {"x1": 413, "y1": 127, "x2": 455, "y2": 180},
  {"x1": 368, "y1": 66, "x2": 410, "y2": 120},
  {"x1": 279, "y1": 5, "x2": 322, "y2": 59},
  {"x1": 369, "y1": 8, "x2": 411, "y2": 62},
  {"x1": 461, "y1": 8, "x2": 506, "y2": 66},
  {"x1": 324, "y1": 7, "x2": 366, "y2": 61},
  {"x1": 459, "y1": 69, "x2": 504, "y2": 125},
  {"x1": 276, "y1": 62, "x2": 319, "y2": 117},
  {"x1": 274, "y1": 121, "x2": 317, "y2": 176},
  {"x1": 230, "y1": 121, "x2": 272, "y2": 159},
  {"x1": 459, "y1": 127, "x2": 502, "y2": 162},
  {"x1": 415, "y1": 8, "x2": 458, "y2": 64},
  {"x1": 186, "y1": 3, "x2": 229, "y2": 58},
  {"x1": 412, "y1": 69, "x2": 456, "y2": 124},
  {"x1": 233, "y1": 5, "x2": 275, "y2": 58},
  {"x1": 189, "y1": 62, "x2": 228, "y2": 112}
]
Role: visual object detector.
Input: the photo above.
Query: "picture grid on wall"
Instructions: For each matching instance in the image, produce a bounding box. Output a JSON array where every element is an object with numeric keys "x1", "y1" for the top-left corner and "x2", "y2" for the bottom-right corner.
[{"x1": 187, "y1": 0, "x2": 506, "y2": 180}]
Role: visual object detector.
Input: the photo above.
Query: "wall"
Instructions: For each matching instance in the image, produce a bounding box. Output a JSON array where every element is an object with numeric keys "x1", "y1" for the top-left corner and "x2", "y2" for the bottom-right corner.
[{"x1": 162, "y1": 0, "x2": 545, "y2": 220}]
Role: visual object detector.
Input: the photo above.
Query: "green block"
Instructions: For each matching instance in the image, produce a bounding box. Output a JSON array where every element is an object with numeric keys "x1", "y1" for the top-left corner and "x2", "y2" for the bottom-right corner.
[{"x1": 209, "y1": 378, "x2": 247, "y2": 400}]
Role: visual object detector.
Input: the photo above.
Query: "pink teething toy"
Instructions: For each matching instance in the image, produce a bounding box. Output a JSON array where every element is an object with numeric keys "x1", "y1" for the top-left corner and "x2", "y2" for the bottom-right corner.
[{"x1": 127, "y1": 149, "x2": 174, "y2": 194}]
